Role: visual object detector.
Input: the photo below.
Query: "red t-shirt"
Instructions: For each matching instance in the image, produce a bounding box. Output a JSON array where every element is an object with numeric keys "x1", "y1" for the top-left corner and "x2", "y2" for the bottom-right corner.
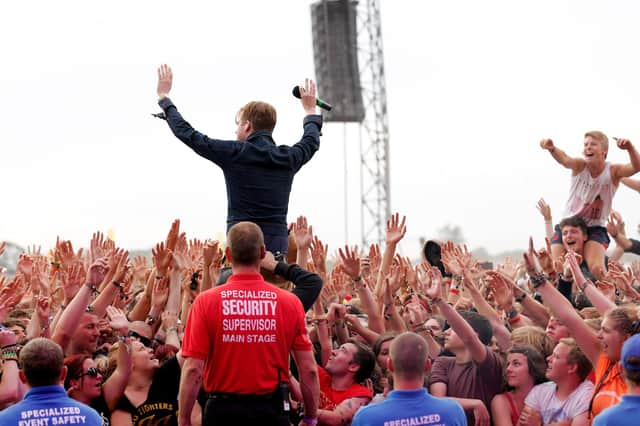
[
  {"x1": 182, "y1": 273, "x2": 312, "y2": 394},
  {"x1": 318, "y1": 367, "x2": 372, "y2": 409}
]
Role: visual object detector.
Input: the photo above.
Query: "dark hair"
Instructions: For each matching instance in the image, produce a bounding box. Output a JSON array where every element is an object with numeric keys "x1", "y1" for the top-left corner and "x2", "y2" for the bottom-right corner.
[
  {"x1": 237, "y1": 101, "x2": 277, "y2": 133},
  {"x1": 372, "y1": 333, "x2": 396, "y2": 358},
  {"x1": 624, "y1": 356, "x2": 640, "y2": 385},
  {"x1": 3, "y1": 319, "x2": 26, "y2": 331},
  {"x1": 459, "y1": 311, "x2": 493, "y2": 345},
  {"x1": 509, "y1": 345, "x2": 547, "y2": 385},
  {"x1": 227, "y1": 222, "x2": 264, "y2": 266},
  {"x1": 348, "y1": 339, "x2": 376, "y2": 383},
  {"x1": 20, "y1": 338, "x2": 64, "y2": 387},
  {"x1": 63, "y1": 354, "x2": 92, "y2": 390},
  {"x1": 559, "y1": 216, "x2": 588, "y2": 236},
  {"x1": 8, "y1": 309, "x2": 31, "y2": 319}
]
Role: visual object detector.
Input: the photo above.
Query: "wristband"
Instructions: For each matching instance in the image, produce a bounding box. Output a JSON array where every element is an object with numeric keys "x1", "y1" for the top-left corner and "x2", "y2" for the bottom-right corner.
[
  {"x1": 508, "y1": 315, "x2": 522, "y2": 325},
  {"x1": 530, "y1": 273, "x2": 549, "y2": 289},
  {"x1": 449, "y1": 288, "x2": 460, "y2": 295},
  {"x1": 85, "y1": 283, "x2": 99, "y2": 295},
  {"x1": 430, "y1": 297, "x2": 443, "y2": 306},
  {"x1": 302, "y1": 417, "x2": 318, "y2": 425},
  {"x1": 515, "y1": 292, "x2": 527, "y2": 304},
  {"x1": 577, "y1": 280, "x2": 591, "y2": 292},
  {"x1": 146, "y1": 315, "x2": 157, "y2": 326},
  {"x1": 353, "y1": 275, "x2": 363, "y2": 282}
]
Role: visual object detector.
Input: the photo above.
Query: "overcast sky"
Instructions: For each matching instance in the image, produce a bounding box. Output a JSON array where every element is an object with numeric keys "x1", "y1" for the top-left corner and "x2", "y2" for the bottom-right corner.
[{"x1": 2, "y1": 0, "x2": 640, "y2": 257}]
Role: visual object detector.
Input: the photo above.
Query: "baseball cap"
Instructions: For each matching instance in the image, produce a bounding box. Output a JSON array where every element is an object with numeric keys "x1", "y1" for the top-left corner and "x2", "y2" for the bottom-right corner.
[{"x1": 621, "y1": 333, "x2": 640, "y2": 371}]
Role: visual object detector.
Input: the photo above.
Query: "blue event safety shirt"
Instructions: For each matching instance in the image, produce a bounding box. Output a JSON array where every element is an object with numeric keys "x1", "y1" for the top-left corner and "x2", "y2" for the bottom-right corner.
[
  {"x1": 0, "y1": 385, "x2": 103, "y2": 426},
  {"x1": 352, "y1": 388, "x2": 467, "y2": 426}
]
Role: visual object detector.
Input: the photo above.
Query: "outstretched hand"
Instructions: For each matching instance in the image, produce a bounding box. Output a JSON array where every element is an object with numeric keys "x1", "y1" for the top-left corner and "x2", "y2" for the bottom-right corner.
[
  {"x1": 540, "y1": 138, "x2": 555, "y2": 151},
  {"x1": 299, "y1": 78, "x2": 317, "y2": 114},
  {"x1": 157, "y1": 64, "x2": 173, "y2": 99}
]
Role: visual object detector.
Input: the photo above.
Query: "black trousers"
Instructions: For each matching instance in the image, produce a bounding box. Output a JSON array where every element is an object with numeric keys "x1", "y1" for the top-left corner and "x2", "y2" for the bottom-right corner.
[{"x1": 203, "y1": 393, "x2": 290, "y2": 426}]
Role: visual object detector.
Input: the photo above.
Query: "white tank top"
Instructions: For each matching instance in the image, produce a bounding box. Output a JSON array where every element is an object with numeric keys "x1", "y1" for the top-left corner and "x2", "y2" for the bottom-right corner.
[{"x1": 562, "y1": 162, "x2": 617, "y2": 227}]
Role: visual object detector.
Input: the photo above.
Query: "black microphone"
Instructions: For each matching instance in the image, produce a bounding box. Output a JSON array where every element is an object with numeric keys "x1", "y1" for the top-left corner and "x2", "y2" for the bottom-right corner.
[{"x1": 292, "y1": 86, "x2": 333, "y2": 111}]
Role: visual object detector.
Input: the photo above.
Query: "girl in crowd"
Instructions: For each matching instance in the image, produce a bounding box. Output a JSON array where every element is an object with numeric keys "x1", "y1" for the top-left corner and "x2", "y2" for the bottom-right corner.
[
  {"x1": 491, "y1": 345, "x2": 547, "y2": 426},
  {"x1": 529, "y1": 248, "x2": 639, "y2": 419}
]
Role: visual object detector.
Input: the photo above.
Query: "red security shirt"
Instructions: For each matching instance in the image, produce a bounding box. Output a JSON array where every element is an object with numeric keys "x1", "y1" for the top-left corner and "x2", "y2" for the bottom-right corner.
[{"x1": 182, "y1": 273, "x2": 312, "y2": 395}]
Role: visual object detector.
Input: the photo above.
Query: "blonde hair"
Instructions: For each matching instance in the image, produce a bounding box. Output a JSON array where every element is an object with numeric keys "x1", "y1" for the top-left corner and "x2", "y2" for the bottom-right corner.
[
  {"x1": 511, "y1": 326, "x2": 555, "y2": 359},
  {"x1": 584, "y1": 131, "x2": 609, "y2": 157},
  {"x1": 559, "y1": 338, "x2": 593, "y2": 381},
  {"x1": 604, "y1": 306, "x2": 638, "y2": 335}
]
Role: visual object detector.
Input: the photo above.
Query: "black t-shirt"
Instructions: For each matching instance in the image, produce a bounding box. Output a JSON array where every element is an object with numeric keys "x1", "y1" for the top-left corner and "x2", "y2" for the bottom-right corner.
[
  {"x1": 116, "y1": 356, "x2": 180, "y2": 425},
  {"x1": 90, "y1": 394, "x2": 110, "y2": 426}
]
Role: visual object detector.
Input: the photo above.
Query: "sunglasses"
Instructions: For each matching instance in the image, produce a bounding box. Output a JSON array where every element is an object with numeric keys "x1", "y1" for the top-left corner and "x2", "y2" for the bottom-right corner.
[
  {"x1": 80, "y1": 367, "x2": 100, "y2": 378},
  {"x1": 128, "y1": 331, "x2": 153, "y2": 348}
]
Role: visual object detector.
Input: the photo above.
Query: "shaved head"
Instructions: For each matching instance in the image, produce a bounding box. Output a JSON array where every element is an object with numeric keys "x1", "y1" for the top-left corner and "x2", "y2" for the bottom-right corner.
[{"x1": 390, "y1": 332, "x2": 429, "y2": 380}]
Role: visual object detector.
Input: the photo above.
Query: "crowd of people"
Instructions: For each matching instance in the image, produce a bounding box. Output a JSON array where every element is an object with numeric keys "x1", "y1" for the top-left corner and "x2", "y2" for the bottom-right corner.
[
  {"x1": 2, "y1": 63, "x2": 640, "y2": 425},
  {"x1": 0, "y1": 197, "x2": 640, "y2": 425}
]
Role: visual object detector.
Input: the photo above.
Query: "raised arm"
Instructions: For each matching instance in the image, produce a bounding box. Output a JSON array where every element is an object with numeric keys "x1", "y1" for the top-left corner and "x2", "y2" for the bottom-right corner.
[
  {"x1": 537, "y1": 198, "x2": 554, "y2": 240},
  {"x1": 0, "y1": 330, "x2": 20, "y2": 407},
  {"x1": 607, "y1": 211, "x2": 634, "y2": 261},
  {"x1": 102, "y1": 306, "x2": 132, "y2": 411},
  {"x1": 612, "y1": 138, "x2": 640, "y2": 181},
  {"x1": 540, "y1": 138, "x2": 584, "y2": 173},
  {"x1": 52, "y1": 258, "x2": 108, "y2": 351},
  {"x1": 156, "y1": 64, "x2": 237, "y2": 167},
  {"x1": 621, "y1": 177, "x2": 640, "y2": 192},
  {"x1": 290, "y1": 79, "x2": 322, "y2": 171},
  {"x1": 526, "y1": 246, "x2": 601, "y2": 366},
  {"x1": 422, "y1": 266, "x2": 487, "y2": 364},
  {"x1": 90, "y1": 250, "x2": 129, "y2": 318},
  {"x1": 338, "y1": 245, "x2": 384, "y2": 333},
  {"x1": 292, "y1": 216, "x2": 313, "y2": 269},
  {"x1": 375, "y1": 213, "x2": 406, "y2": 300},
  {"x1": 201, "y1": 240, "x2": 222, "y2": 292}
]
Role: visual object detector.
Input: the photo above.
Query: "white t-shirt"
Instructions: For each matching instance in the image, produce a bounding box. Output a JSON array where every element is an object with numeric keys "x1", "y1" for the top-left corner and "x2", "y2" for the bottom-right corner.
[
  {"x1": 562, "y1": 162, "x2": 617, "y2": 227},
  {"x1": 524, "y1": 380, "x2": 595, "y2": 424}
]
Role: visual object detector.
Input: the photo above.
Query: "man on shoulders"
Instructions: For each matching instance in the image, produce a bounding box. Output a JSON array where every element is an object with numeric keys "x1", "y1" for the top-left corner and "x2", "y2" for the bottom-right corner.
[
  {"x1": 541, "y1": 132, "x2": 640, "y2": 279},
  {"x1": 156, "y1": 64, "x2": 323, "y2": 256},
  {"x1": 353, "y1": 332, "x2": 465, "y2": 426}
]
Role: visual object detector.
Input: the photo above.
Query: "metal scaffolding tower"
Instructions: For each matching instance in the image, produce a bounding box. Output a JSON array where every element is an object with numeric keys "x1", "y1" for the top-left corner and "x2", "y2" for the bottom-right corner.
[{"x1": 356, "y1": 0, "x2": 390, "y2": 247}]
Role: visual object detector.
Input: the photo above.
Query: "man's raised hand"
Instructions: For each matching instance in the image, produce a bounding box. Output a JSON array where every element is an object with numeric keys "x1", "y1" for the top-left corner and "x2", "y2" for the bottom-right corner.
[
  {"x1": 299, "y1": 78, "x2": 317, "y2": 115},
  {"x1": 540, "y1": 138, "x2": 555, "y2": 151},
  {"x1": 615, "y1": 137, "x2": 633, "y2": 151},
  {"x1": 157, "y1": 64, "x2": 173, "y2": 100}
]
